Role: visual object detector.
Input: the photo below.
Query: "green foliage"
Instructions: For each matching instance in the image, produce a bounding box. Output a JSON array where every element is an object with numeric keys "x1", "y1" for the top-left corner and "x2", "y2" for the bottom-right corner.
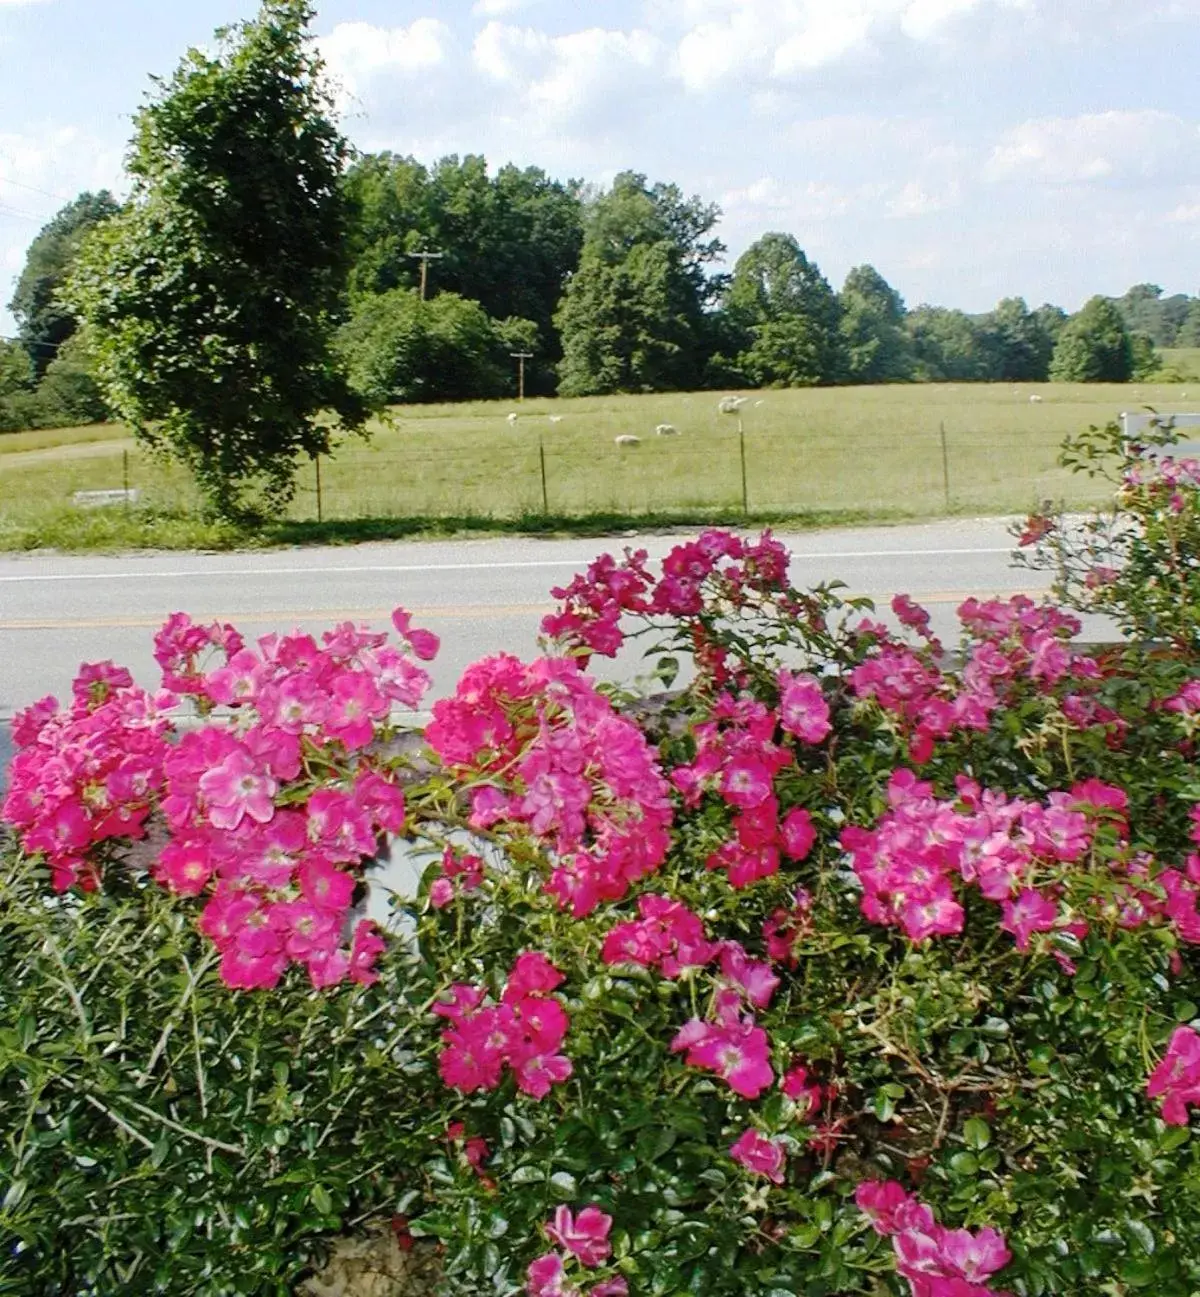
[
  {"x1": 982, "y1": 297, "x2": 1058, "y2": 382},
  {"x1": 343, "y1": 154, "x2": 582, "y2": 392},
  {"x1": 336, "y1": 289, "x2": 526, "y2": 404},
  {"x1": 0, "y1": 847, "x2": 428, "y2": 1295},
  {"x1": 34, "y1": 332, "x2": 110, "y2": 426},
  {"x1": 66, "y1": 0, "x2": 367, "y2": 520},
  {"x1": 906, "y1": 306, "x2": 993, "y2": 381},
  {"x1": 1177, "y1": 302, "x2": 1200, "y2": 350},
  {"x1": 555, "y1": 173, "x2": 723, "y2": 396},
  {"x1": 1020, "y1": 416, "x2": 1200, "y2": 649},
  {"x1": 0, "y1": 338, "x2": 34, "y2": 399},
  {"x1": 401, "y1": 561, "x2": 1200, "y2": 1296},
  {"x1": 1049, "y1": 296, "x2": 1135, "y2": 383},
  {"x1": 1130, "y1": 332, "x2": 1162, "y2": 381},
  {"x1": 722, "y1": 233, "x2": 841, "y2": 387},
  {"x1": 7, "y1": 191, "x2": 120, "y2": 377},
  {"x1": 837, "y1": 265, "x2": 914, "y2": 383},
  {"x1": 1112, "y1": 284, "x2": 1195, "y2": 349}
]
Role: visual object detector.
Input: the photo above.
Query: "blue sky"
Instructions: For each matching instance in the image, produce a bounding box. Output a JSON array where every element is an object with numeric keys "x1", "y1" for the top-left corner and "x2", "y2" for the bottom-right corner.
[{"x1": 1, "y1": 0, "x2": 1198, "y2": 337}]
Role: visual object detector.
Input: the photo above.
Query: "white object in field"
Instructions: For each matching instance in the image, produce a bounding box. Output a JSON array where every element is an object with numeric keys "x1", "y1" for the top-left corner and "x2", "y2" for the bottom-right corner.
[
  {"x1": 72, "y1": 488, "x2": 140, "y2": 508},
  {"x1": 1029, "y1": 394, "x2": 1043, "y2": 403},
  {"x1": 754, "y1": 399, "x2": 765, "y2": 407},
  {"x1": 614, "y1": 434, "x2": 642, "y2": 446},
  {"x1": 655, "y1": 423, "x2": 678, "y2": 436},
  {"x1": 717, "y1": 395, "x2": 748, "y2": 414},
  {"x1": 548, "y1": 415, "x2": 563, "y2": 423},
  {"x1": 506, "y1": 412, "x2": 519, "y2": 425}
]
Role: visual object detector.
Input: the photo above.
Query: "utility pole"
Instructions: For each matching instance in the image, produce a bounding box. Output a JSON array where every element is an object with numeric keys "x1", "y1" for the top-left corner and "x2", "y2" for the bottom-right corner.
[
  {"x1": 510, "y1": 351, "x2": 534, "y2": 401},
  {"x1": 406, "y1": 249, "x2": 445, "y2": 301}
]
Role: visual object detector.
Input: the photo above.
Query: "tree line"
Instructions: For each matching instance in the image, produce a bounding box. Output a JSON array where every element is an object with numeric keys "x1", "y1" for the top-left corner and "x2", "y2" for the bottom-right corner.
[
  {"x1": 6, "y1": 163, "x2": 1191, "y2": 435},
  {"x1": 0, "y1": 1, "x2": 1193, "y2": 512}
]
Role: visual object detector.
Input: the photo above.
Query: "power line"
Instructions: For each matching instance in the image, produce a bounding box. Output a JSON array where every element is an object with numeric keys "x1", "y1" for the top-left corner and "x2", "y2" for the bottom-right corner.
[
  {"x1": 0, "y1": 173, "x2": 73, "y2": 204},
  {"x1": 0, "y1": 199, "x2": 44, "y2": 222}
]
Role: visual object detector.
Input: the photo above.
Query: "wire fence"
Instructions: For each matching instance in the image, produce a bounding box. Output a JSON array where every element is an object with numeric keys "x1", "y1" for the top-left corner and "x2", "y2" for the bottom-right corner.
[{"x1": 0, "y1": 420, "x2": 1113, "y2": 527}]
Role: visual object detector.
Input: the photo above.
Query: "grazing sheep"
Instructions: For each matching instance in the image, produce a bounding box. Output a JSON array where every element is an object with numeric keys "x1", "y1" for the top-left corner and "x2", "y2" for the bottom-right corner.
[
  {"x1": 614, "y1": 434, "x2": 642, "y2": 447},
  {"x1": 655, "y1": 423, "x2": 678, "y2": 436},
  {"x1": 717, "y1": 395, "x2": 748, "y2": 414},
  {"x1": 548, "y1": 415, "x2": 563, "y2": 423},
  {"x1": 1029, "y1": 394, "x2": 1043, "y2": 403}
]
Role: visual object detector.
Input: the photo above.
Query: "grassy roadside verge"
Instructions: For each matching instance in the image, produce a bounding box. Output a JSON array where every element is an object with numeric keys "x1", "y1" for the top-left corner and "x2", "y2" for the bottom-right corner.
[{"x1": 0, "y1": 503, "x2": 939, "y2": 554}]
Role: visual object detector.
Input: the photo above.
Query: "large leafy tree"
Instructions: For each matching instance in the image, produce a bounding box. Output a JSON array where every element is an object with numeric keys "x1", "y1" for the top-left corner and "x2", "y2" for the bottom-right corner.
[
  {"x1": 555, "y1": 172, "x2": 723, "y2": 395},
  {"x1": 1049, "y1": 296, "x2": 1135, "y2": 383},
  {"x1": 837, "y1": 264, "x2": 914, "y2": 384},
  {"x1": 8, "y1": 191, "x2": 120, "y2": 376},
  {"x1": 721, "y1": 233, "x2": 841, "y2": 386},
  {"x1": 982, "y1": 296, "x2": 1059, "y2": 382},
  {"x1": 67, "y1": 0, "x2": 365, "y2": 518}
]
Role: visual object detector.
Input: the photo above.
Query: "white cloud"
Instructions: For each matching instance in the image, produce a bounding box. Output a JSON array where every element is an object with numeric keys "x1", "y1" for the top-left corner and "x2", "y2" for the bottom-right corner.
[
  {"x1": 472, "y1": 23, "x2": 664, "y2": 119},
  {"x1": 320, "y1": 19, "x2": 452, "y2": 103},
  {"x1": 986, "y1": 111, "x2": 1200, "y2": 185},
  {"x1": 886, "y1": 178, "x2": 961, "y2": 216},
  {"x1": 471, "y1": 0, "x2": 536, "y2": 14},
  {"x1": 660, "y1": 0, "x2": 1036, "y2": 90}
]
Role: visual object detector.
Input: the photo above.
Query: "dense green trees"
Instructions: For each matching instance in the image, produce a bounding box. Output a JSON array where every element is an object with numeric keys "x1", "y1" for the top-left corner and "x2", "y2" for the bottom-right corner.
[
  {"x1": 838, "y1": 265, "x2": 914, "y2": 383},
  {"x1": 719, "y1": 233, "x2": 841, "y2": 387},
  {"x1": 67, "y1": 0, "x2": 366, "y2": 518},
  {"x1": 8, "y1": 190, "x2": 120, "y2": 377},
  {"x1": 341, "y1": 153, "x2": 581, "y2": 394},
  {"x1": 555, "y1": 172, "x2": 723, "y2": 395},
  {"x1": 1049, "y1": 296, "x2": 1136, "y2": 383}
]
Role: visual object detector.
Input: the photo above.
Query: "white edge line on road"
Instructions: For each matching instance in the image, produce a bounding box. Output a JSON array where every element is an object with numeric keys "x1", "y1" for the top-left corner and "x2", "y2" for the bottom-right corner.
[{"x1": 0, "y1": 548, "x2": 1015, "y2": 584}]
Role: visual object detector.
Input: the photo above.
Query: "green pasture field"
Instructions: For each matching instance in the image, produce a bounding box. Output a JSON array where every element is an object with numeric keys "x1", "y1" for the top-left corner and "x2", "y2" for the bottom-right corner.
[{"x1": 0, "y1": 380, "x2": 1193, "y2": 550}]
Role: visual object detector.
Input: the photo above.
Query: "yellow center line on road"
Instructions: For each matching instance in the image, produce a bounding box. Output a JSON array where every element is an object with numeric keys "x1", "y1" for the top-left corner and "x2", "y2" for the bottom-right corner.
[{"x1": 0, "y1": 591, "x2": 1041, "y2": 632}]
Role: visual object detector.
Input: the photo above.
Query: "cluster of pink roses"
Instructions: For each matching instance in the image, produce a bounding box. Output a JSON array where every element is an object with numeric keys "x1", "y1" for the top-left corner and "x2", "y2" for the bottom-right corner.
[
  {"x1": 856, "y1": 1180, "x2": 1013, "y2": 1296},
  {"x1": 541, "y1": 529, "x2": 791, "y2": 660},
  {"x1": 425, "y1": 654, "x2": 673, "y2": 918},
  {"x1": 435, "y1": 953, "x2": 572, "y2": 1100},
  {"x1": 671, "y1": 682, "x2": 825, "y2": 889},
  {"x1": 1123, "y1": 453, "x2": 1200, "y2": 516},
  {"x1": 851, "y1": 595, "x2": 1114, "y2": 763},
  {"x1": 526, "y1": 1206, "x2": 627, "y2": 1297},
  {"x1": 6, "y1": 606, "x2": 440, "y2": 989},
  {"x1": 840, "y1": 768, "x2": 1131, "y2": 951},
  {"x1": 1147, "y1": 1026, "x2": 1200, "y2": 1125},
  {"x1": 4, "y1": 663, "x2": 171, "y2": 892}
]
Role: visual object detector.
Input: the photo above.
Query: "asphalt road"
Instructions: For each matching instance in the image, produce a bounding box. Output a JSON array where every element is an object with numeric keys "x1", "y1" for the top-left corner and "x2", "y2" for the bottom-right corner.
[{"x1": 0, "y1": 517, "x2": 1074, "y2": 732}]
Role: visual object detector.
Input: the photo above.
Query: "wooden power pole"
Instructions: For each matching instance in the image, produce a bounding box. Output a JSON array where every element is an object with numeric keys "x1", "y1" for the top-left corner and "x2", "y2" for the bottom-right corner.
[
  {"x1": 406, "y1": 249, "x2": 445, "y2": 301},
  {"x1": 510, "y1": 351, "x2": 534, "y2": 401}
]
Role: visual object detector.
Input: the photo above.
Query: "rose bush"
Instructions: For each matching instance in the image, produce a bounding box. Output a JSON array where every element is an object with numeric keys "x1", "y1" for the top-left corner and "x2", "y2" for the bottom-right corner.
[{"x1": 5, "y1": 444, "x2": 1200, "y2": 1295}]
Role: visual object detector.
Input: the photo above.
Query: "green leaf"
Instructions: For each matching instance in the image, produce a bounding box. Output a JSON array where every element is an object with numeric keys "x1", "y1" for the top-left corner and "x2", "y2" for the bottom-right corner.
[{"x1": 963, "y1": 1118, "x2": 991, "y2": 1150}]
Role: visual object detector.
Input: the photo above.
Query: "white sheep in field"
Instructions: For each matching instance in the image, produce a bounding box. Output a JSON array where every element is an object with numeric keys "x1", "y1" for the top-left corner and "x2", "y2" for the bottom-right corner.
[
  {"x1": 614, "y1": 434, "x2": 642, "y2": 447},
  {"x1": 548, "y1": 415, "x2": 563, "y2": 423},
  {"x1": 1029, "y1": 394, "x2": 1043, "y2": 403},
  {"x1": 718, "y1": 395, "x2": 748, "y2": 414},
  {"x1": 655, "y1": 423, "x2": 678, "y2": 436},
  {"x1": 506, "y1": 412, "x2": 519, "y2": 425}
]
